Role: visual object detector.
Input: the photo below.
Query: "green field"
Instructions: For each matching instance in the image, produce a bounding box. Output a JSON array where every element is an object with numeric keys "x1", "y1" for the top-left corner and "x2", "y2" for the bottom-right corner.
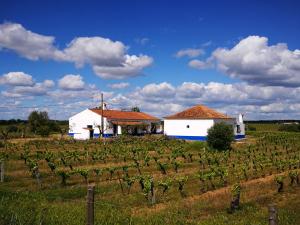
[{"x1": 1, "y1": 132, "x2": 300, "y2": 225}]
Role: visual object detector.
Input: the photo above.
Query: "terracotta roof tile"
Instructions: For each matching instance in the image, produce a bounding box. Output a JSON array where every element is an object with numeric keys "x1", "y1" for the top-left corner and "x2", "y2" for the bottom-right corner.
[
  {"x1": 90, "y1": 109, "x2": 160, "y2": 121},
  {"x1": 164, "y1": 105, "x2": 232, "y2": 119}
]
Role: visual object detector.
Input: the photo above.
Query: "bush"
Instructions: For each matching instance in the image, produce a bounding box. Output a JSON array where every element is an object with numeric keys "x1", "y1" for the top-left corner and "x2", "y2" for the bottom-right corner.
[
  {"x1": 36, "y1": 125, "x2": 51, "y2": 137},
  {"x1": 207, "y1": 122, "x2": 234, "y2": 151}
]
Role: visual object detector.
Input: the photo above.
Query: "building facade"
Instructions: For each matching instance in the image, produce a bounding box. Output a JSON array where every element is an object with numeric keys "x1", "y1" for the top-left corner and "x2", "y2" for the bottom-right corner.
[
  {"x1": 163, "y1": 105, "x2": 245, "y2": 141},
  {"x1": 69, "y1": 108, "x2": 161, "y2": 140}
]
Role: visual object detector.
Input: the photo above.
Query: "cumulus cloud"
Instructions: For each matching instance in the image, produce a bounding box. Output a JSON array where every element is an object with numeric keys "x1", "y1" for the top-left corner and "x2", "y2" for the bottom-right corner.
[
  {"x1": 3, "y1": 80, "x2": 55, "y2": 97},
  {"x1": 139, "y1": 82, "x2": 175, "y2": 98},
  {"x1": 0, "y1": 72, "x2": 34, "y2": 86},
  {"x1": 58, "y1": 74, "x2": 85, "y2": 90},
  {"x1": 105, "y1": 81, "x2": 300, "y2": 119},
  {"x1": 188, "y1": 59, "x2": 213, "y2": 70},
  {"x1": 0, "y1": 22, "x2": 153, "y2": 79},
  {"x1": 0, "y1": 22, "x2": 64, "y2": 60},
  {"x1": 190, "y1": 36, "x2": 300, "y2": 87},
  {"x1": 175, "y1": 48, "x2": 204, "y2": 58},
  {"x1": 108, "y1": 82, "x2": 130, "y2": 89},
  {"x1": 62, "y1": 37, "x2": 126, "y2": 68},
  {"x1": 92, "y1": 54, "x2": 153, "y2": 79},
  {"x1": 2, "y1": 79, "x2": 300, "y2": 120}
]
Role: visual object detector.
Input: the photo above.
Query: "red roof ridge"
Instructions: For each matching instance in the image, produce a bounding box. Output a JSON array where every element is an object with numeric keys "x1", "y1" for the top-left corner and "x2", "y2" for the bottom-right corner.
[
  {"x1": 89, "y1": 108, "x2": 160, "y2": 121},
  {"x1": 164, "y1": 104, "x2": 232, "y2": 119}
]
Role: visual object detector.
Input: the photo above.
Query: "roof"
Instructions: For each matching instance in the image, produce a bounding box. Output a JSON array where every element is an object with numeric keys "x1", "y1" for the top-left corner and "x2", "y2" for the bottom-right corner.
[
  {"x1": 111, "y1": 121, "x2": 147, "y2": 126},
  {"x1": 90, "y1": 108, "x2": 160, "y2": 121},
  {"x1": 164, "y1": 105, "x2": 232, "y2": 120}
]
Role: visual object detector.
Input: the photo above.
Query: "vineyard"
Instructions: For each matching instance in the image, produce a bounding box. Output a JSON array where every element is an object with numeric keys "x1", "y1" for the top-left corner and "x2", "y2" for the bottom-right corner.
[{"x1": 1, "y1": 132, "x2": 300, "y2": 225}]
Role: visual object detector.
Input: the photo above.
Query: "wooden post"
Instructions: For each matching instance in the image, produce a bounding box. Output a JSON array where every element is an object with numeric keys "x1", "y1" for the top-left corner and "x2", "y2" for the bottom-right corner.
[
  {"x1": 269, "y1": 204, "x2": 278, "y2": 225},
  {"x1": 87, "y1": 185, "x2": 95, "y2": 225},
  {"x1": 33, "y1": 167, "x2": 41, "y2": 189},
  {"x1": 0, "y1": 161, "x2": 4, "y2": 182}
]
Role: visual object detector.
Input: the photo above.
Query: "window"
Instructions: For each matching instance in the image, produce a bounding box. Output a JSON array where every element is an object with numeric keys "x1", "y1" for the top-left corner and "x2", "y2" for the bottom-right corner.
[{"x1": 186, "y1": 125, "x2": 190, "y2": 128}]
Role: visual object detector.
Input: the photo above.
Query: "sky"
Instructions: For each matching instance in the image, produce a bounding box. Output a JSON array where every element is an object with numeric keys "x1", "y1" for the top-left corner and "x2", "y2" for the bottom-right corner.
[{"x1": 0, "y1": 0, "x2": 300, "y2": 120}]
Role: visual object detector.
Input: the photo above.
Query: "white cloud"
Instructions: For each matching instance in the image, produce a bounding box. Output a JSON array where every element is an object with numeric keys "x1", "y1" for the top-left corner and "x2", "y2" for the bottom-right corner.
[
  {"x1": 190, "y1": 36, "x2": 300, "y2": 87},
  {"x1": 105, "y1": 81, "x2": 300, "y2": 119},
  {"x1": 58, "y1": 74, "x2": 85, "y2": 90},
  {"x1": 175, "y1": 48, "x2": 204, "y2": 58},
  {"x1": 62, "y1": 37, "x2": 126, "y2": 68},
  {"x1": 0, "y1": 22, "x2": 64, "y2": 60},
  {"x1": 43, "y1": 80, "x2": 55, "y2": 88},
  {"x1": 3, "y1": 80, "x2": 55, "y2": 97},
  {"x1": 0, "y1": 72, "x2": 34, "y2": 86},
  {"x1": 108, "y1": 82, "x2": 130, "y2": 89},
  {"x1": 0, "y1": 22, "x2": 153, "y2": 79},
  {"x1": 1, "y1": 79, "x2": 300, "y2": 120},
  {"x1": 139, "y1": 82, "x2": 175, "y2": 98},
  {"x1": 92, "y1": 54, "x2": 153, "y2": 79},
  {"x1": 188, "y1": 59, "x2": 213, "y2": 69}
]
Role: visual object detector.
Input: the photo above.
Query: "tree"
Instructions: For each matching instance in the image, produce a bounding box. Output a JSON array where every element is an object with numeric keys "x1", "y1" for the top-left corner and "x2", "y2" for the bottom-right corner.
[
  {"x1": 131, "y1": 106, "x2": 140, "y2": 112},
  {"x1": 28, "y1": 111, "x2": 51, "y2": 136},
  {"x1": 207, "y1": 122, "x2": 234, "y2": 150}
]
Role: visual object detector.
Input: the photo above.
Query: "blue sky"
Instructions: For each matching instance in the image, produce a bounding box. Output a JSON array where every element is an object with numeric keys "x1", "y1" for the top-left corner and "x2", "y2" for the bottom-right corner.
[{"x1": 1, "y1": 0, "x2": 300, "y2": 120}]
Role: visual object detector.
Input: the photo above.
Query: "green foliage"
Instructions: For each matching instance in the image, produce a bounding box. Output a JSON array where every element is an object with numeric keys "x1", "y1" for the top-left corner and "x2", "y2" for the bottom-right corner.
[
  {"x1": 56, "y1": 170, "x2": 71, "y2": 186},
  {"x1": 158, "y1": 178, "x2": 172, "y2": 194},
  {"x1": 28, "y1": 111, "x2": 49, "y2": 133},
  {"x1": 231, "y1": 183, "x2": 241, "y2": 197},
  {"x1": 131, "y1": 106, "x2": 140, "y2": 112},
  {"x1": 176, "y1": 176, "x2": 188, "y2": 197},
  {"x1": 279, "y1": 124, "x2": 300, "y2": 132},
  {"x1": 28, "y1": 111, "x2": 60, "y2": 136},
  {"x1": 207, "y1": 122, "x2": 234, "y2": 150}
]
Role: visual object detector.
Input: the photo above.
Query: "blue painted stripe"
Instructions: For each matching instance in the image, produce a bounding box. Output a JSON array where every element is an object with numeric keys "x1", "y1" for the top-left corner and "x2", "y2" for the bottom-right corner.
[
  {"x1": 93, "y1": 133, "x2": 114, "y2": 138},
  {"x1": 235, "y1": 134, "x2": 246, "y2": 139},
  {"x1": 167, "y1": 134, "x2": 246, "y2": 141},
  {"x1": 168, "y1": 135, "x2": 207, "y2": 141}
]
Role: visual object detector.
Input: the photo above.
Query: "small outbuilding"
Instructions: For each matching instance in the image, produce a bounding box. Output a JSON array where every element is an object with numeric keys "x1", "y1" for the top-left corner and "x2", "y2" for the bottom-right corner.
[
  {"x1": 163, "y1": 105, "x2": 245, "y2": 141},
  {"x1": 69, "y1": 108, "x2": 161, "y2": 140}
]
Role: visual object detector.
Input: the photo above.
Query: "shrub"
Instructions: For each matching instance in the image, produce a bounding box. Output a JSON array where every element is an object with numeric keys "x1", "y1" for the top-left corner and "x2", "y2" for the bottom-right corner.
[
  {"x1": 36, "y1": 125, "x2": 51, "y2": 137},
  {"x1": 207, "y1": 122, "x2": 234, "y2": 151}
]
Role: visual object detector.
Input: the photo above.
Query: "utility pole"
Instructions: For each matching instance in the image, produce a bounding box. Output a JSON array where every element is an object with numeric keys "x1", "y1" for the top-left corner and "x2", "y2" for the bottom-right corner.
[{"x1": 101, "y1": 93, "x2": 104, "y2": 138}]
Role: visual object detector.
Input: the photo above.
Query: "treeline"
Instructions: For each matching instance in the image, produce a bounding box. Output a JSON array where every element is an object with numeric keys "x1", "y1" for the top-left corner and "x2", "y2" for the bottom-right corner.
[
  {"x1": 0, "y1": 111, "x2": 68, "y2": 139},
  {"x1": 278, "y1": 124, "x2": 300, "y2": 132},
  {"x1": 245, "y1": 120, "x2": 300, "y2": 124},
  {"x1": 0, "y1": 119, "x2": 68, "y2": 126}
]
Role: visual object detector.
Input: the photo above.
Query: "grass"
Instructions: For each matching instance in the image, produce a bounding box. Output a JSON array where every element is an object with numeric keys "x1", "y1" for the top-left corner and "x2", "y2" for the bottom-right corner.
[{"x1": 1, "y1": 132, "x2": 300, "y2": 224}]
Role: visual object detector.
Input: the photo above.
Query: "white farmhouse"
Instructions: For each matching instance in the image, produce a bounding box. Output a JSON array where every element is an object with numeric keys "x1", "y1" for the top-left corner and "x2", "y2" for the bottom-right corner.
[
  {"x1": 163, "y1": 105, "x2": 245, "y2": 141},
  {"x1": 69, "y1": 108, "x2": 161, "y2": 140}
]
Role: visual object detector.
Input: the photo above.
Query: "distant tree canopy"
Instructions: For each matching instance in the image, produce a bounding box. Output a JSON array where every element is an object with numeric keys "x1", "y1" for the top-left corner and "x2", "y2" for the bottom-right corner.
[
  {"x1": 131, "y1": 106, "x2": 140, "y2": 112},
  {"x1": 28, "y1": 111, "x2": 60, "y2": 136},
  {"x1": 207, "y1": 122, "x2": 234, "y2": 151}
]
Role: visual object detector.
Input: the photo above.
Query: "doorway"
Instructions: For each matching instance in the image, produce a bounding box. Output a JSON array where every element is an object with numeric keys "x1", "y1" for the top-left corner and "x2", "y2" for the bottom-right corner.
[{"x1": 87, "y1": 125, "x2": 94, "y2": 139}]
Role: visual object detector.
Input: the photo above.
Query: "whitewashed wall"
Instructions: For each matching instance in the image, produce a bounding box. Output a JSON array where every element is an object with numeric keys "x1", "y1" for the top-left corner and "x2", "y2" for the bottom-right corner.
[
  {"x1": 164, "y1": 117, "x2": 245, "y2": 140},
  {"x1": 69, "y1": 109, "x2": 113, "y2": 140},
  {"x1": 164, "y1": 119, "x2": 214, "y2": 137}
]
